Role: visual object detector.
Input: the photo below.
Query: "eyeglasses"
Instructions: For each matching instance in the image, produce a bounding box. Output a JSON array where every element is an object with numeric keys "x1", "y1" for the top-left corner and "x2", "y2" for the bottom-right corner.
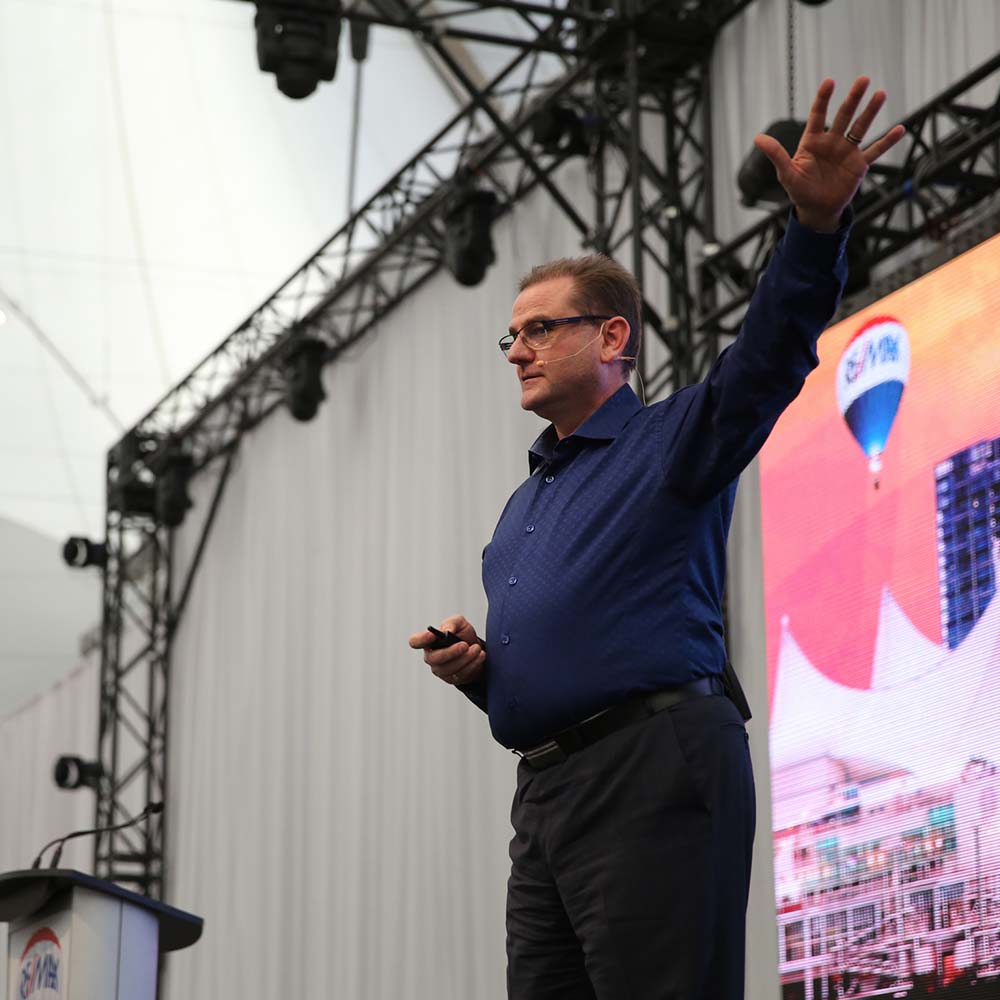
[{"x1": 498, "y1": 315, "x2": 611, "y2": 355}]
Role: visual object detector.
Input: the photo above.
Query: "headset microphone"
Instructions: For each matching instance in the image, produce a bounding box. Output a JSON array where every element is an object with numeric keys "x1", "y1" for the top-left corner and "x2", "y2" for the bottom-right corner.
[{"x1": 536, "y1": 331, "x2": 605, "y2": 367}]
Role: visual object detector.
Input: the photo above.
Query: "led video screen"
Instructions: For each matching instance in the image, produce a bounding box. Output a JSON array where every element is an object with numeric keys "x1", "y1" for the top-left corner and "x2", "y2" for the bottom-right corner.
[{"x1": 760, "y1": 232, "x2": 1000, "y2": 999}]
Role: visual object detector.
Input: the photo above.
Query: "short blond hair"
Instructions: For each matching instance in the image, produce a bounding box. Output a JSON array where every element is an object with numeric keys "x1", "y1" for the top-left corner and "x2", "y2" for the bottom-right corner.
[{"x1": 519, "y1": 255, "x2": 642, "y2": 374}]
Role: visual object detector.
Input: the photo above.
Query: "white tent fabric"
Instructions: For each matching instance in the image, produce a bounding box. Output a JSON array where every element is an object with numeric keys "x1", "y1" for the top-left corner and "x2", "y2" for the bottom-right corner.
[
  {"x1": 0, "y1": 0, "x2": 460, "y2": 543},
  {"x1": 770, "y1": 546, "x2": 1000, "y2": 788},
  {"x1": 2, "y1": 3, "x2": 1000, "y2": 999},
  {"x1": 0, "y1": 517, "x2": 98, "y2": 712}
]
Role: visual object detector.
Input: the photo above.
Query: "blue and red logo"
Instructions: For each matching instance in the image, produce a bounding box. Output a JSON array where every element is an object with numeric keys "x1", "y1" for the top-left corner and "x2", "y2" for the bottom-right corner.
[
  {"x1": 18, "y1": 928, "x2": 62, "y2": 999},
  {"x1": 836, "y1": 315, "x2": 910, "y2": 478}
]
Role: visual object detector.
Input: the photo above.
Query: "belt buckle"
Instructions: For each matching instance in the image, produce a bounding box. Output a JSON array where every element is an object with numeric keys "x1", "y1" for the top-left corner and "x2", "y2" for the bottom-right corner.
[{"x1": 522, "y1": 739, "x2": 567, "y2": 770}]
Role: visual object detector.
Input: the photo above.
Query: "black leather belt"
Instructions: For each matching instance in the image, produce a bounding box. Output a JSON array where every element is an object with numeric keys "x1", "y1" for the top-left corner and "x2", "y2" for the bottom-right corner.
[{"x1": 519, "y1": 675, "x2": 725, "y2": 771}]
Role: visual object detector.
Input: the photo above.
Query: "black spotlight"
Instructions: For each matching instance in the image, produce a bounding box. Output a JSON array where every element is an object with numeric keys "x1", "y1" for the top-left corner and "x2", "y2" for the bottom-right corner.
[
  {"x1": 285, "y1": 337, "x2": 327, "y2": 422},
  {"x1": 254, "y1": 0, "x2": 343, "y2": 99},
  {"x1": 443, "y1": 188, "x2": 499, "y2": 288},
  {"x1": 54, "y1": 755, "x2": 103, "y2": 791},
  {"x1": 62, "y1": 536, "x2": 107, "y2": 569},
  {"x1": 736, "y1": 119, "x2": 806, "y2": 207},
  {"x1": 530, "y1": 105, "x2": 588, "y2": 158},
  {"x1": 155, "y1": 449, "x2": 194, "y2": 528}
]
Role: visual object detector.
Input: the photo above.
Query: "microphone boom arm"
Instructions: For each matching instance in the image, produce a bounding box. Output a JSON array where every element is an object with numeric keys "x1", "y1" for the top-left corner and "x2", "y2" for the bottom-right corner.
[{"x1": 30, "y1": 802, "x2": 163, "y2": 870}]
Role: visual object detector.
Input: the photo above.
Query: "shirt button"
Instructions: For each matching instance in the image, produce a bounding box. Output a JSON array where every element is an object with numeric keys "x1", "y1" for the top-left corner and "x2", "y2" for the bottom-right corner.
[
  {"x1": 509, "y1": 576, "x2": 517, "y2": 586},
  {"x1": 544, "y1": 474, "x2": 555, "y2": 484},
  {"x1": 501, "y1": 634, "x2": 511, "y2": 645},
  {"x1": 525, "y1": 524, "x2": 535, "y2": 534}
]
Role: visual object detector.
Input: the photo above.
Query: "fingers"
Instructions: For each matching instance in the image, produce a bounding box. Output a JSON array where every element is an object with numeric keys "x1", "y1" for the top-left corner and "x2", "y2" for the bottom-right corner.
[
  {"x1": 803, "y1": 77, "x2": 836, "y2": 137},
  {"x1": 829, "y1": 76, "x2": 871, "y2": 136},
  {"x1": 429, "y1": 641, "x2": 486, "y2": 684},
  {"x1": 408, "y1": 615, "x2": 473, "y2": 649},
  {"x1": 448, "y1": 648, "x2": 487, "y2": 687},
  {"x1": 798, "y1": 73, "x2": 903, "y2": 165},
  {"x1": 409, "y1": 615, "x2": 483, "y2": 686},
  {"x1": 864, "y1": 123, "x2": 906, "y2": 165},
  {"x1": 408, "y1": 628, "x2": 435, "y2": 649},
  {"x1": 440, "y1": 614, "x2": 471, "y2": 637},
  {"x1": 847, "y1": 87, "x2": 887, "y2": 143},
  {"x1": 754, "y1": 133, "x2": 792, "y2": 178}
]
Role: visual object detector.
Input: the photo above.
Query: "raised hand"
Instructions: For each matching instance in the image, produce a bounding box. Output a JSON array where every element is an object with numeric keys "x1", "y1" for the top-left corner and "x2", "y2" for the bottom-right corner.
[{"x1": 754, "y1": 76, "x2": 906, "y2": 232}]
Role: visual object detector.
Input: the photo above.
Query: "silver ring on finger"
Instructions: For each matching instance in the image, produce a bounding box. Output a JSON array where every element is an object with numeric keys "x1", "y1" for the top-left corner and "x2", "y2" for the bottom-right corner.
[{"x1": 845, "y1": 130, "x2": 863, "y2": 145}]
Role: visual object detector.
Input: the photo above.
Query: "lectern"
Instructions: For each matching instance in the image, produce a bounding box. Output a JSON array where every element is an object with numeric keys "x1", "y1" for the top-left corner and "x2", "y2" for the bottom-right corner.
[{"x1": 0, "y1": 869, "x2": 202, "y2": 1000}]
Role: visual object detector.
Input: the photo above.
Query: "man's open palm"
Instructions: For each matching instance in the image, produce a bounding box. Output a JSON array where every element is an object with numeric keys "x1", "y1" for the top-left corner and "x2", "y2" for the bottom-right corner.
[{"x1": 754, "y1": 76, "x2": 906, "y2": 232}]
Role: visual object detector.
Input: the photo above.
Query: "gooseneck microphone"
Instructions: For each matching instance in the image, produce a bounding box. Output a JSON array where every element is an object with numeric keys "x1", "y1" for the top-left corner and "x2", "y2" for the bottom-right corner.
[{"x1": 30, "y1": 802, "x2": 163, "y2": 870}]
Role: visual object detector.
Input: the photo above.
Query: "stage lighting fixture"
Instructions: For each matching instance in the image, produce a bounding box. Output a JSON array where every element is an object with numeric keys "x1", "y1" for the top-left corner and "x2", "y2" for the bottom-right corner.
[
  {"x1": 530, "y1": 105, "x2": 588, "y2": 158},
  {"x1": 108, "y1": 481, "x2": 157, "y2": 518},
  {"x1": 284, "y1": 337, "x2": 327, "y2": 422},
  {"x1": 443, "y1": 189, "x2": 499, "y2": 288},
  {"x1": 736, "y1": 119, "x2": 806, "y2": 207},
  {"x1": 62, "y1": 536, "x2": 107, "y2": 569},
  {"x1": 53, "y1": 755, "x2": 103, "y2": 791},
  {"x1": 155, "y1": 449, "x2": 194, "y2": 528},
  {"x1": 349, "y1": 17, "x2": 369, "y2": 63},
  {"x1": 254, "y1": 0, "x2": 342, "y2": 99}
]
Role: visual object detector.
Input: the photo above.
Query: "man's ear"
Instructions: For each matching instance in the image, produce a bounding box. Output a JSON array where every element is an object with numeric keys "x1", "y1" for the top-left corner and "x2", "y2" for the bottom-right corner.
[{"x1": 600, "y1": 316, "x2": 631, "y2": 364}]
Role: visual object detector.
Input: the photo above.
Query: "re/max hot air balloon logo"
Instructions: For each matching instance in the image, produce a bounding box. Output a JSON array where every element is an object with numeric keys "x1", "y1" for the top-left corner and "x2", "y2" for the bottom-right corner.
[
  {"x1": 836, "y1": 316, "x2": 910, "y2": 487},
  {"x1": 17, "y1": 928, "x2": 63, "y2": 998}
]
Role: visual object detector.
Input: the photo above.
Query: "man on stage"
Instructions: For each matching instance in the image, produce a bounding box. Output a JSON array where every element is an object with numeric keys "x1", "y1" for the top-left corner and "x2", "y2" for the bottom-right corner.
[{"x1": 410, "y1": 77, "x2": 903, "y2": 999}]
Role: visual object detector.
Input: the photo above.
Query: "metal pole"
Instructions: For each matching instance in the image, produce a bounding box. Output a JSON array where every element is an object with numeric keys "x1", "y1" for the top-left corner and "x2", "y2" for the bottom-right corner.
[
  {"x1": 625, "y1": 10, "x2": 646, "y2": 387},
  {"x1": 347, "y1": 58, "x2": 364, "y2": 219},
  {"x1": 592, "y1": 67, "x2": 609, "y2": 255}
]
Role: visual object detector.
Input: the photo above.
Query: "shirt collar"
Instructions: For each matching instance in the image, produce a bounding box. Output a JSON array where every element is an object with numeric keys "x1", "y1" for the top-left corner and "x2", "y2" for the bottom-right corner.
[{"x1": 528, "y1": 384, "x2": 643, "y2": 473}]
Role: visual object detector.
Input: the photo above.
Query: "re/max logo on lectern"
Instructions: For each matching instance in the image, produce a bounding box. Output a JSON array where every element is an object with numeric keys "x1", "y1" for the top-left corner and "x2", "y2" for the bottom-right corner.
[{"x1": 17, "y1": 927, "x2": 63, "y2": 999}]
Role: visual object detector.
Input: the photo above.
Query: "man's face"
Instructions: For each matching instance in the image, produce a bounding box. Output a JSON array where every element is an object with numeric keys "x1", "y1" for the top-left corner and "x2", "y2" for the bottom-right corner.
[{"x1": 507, "y1": 276, "x2": 609, "y2": 432}]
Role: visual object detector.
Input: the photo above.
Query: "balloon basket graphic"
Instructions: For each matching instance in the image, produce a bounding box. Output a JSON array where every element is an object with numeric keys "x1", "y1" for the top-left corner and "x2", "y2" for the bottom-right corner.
[{"x1": 869, "y1": 453, "x2": 883, "y2": 489}]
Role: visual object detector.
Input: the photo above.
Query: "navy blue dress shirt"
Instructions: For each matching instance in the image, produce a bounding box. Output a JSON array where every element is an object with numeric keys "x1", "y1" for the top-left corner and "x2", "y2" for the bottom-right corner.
[{"x1": 465, "y1": 213, "x2": 849, "y2": 750}]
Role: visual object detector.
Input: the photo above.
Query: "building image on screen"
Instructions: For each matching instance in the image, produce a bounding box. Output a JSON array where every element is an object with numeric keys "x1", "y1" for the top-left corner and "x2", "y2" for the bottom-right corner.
[
  {"x1": 937, "y1": 439, "x2": 1000, "y2": 651},
  {"x1": 760, "y1": 232, "x2": 1000, "y2": 1000}
]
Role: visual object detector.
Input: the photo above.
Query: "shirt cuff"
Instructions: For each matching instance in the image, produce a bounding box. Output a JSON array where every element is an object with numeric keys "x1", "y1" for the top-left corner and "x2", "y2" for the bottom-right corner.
[{"x1": 781, "y1": 205, "x2": 853, "y2": 274}]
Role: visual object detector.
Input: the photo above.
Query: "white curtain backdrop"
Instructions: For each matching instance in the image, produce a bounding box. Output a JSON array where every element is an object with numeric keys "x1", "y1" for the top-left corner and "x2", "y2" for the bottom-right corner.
[
  {"x1": 0, "y1": 660, "x2": 98, "y2": 1000},
  {"x1": 162, "y1": 166, "x2": 590, "y2": 1000},
  {"x1": 2, "y1": 5, "x2": 999, "y2": 998}
]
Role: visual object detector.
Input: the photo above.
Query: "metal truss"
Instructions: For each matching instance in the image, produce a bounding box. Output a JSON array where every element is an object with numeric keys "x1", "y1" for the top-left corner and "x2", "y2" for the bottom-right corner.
[
  {"x1": 96, "y1": 446, "x2": 237, "y2": 896},
  {"x1": 90, "y1": 0, "x2": 782, "y2": 899},
  {"x1": 122, "y1": 1, "x2": 759, "y2": 480},
  {"x1": 589, "y1": 56, "x2": 720, "y2": 398},
  {"x1": 97, "y1": 1, "x2": 1000, "y2": 903},
  {"x1": 697, "y1": 51, "x2": 1000, "y2": 341},
  {"x1": 95, "y1": 504, "x2": 170, "y2": 895},
  {"x1": 98, "y1": 0, "x2": 1000, "y2": 903}
]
